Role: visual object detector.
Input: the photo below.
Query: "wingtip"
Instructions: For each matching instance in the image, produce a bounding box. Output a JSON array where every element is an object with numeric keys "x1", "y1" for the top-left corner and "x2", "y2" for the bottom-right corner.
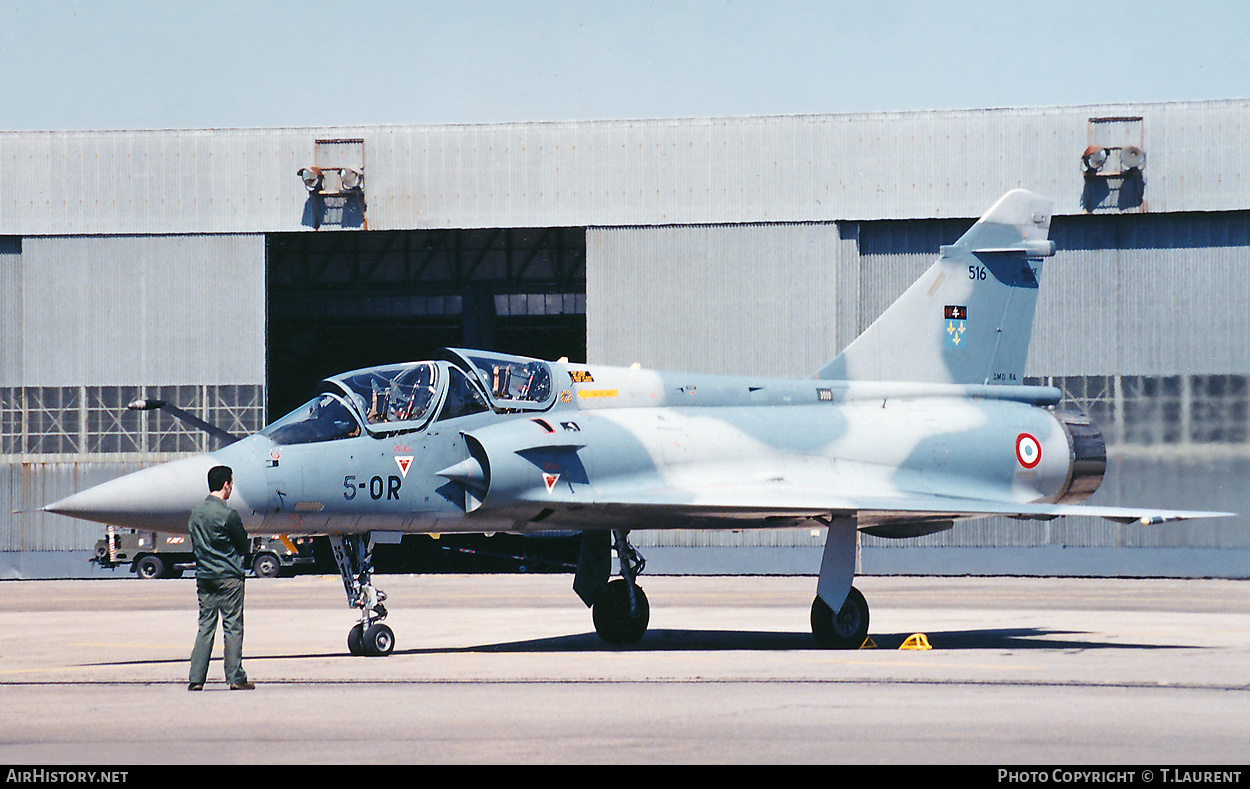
[{"x1": 1131, "y1": 511, "x2": 1237, "y2": 525}]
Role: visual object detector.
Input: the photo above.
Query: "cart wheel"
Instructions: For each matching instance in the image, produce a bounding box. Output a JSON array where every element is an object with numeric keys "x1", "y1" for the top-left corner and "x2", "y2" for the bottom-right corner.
[{"x1": 135, "y1": 555, "x2": 166, "y2": 580}]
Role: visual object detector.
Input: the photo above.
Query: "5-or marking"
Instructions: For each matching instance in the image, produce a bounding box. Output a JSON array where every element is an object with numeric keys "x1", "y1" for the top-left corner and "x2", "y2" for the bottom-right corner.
[{"x1": 344, "y1": 474, "x2": 402, "y2": 500}]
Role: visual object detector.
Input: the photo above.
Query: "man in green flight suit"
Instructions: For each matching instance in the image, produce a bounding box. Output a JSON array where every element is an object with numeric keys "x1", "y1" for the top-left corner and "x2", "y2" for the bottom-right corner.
[{"x1": 187, "y1": 465, "x2": 255, "y2": 691}]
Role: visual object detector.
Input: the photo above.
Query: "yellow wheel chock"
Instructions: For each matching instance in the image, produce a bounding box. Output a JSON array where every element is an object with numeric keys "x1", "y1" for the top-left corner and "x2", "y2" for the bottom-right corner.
[{"x1": 899, "y1": 633, "x2": 932, "y2": 650}]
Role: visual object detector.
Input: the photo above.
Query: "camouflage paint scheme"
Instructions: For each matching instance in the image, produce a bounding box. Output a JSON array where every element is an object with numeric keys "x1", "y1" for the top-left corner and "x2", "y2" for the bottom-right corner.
[{"x1": 47, "y1": 191, "x2": 1231, "y2": 652}]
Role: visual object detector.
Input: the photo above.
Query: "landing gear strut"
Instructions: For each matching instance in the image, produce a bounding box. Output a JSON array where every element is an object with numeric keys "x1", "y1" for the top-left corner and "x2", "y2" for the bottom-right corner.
[
  {"x1": 329, "y1": 533, "x2": 394, "y2": 657},
  {"x1": 591, "y1": 530, "x2": 650, "y2": 644}
]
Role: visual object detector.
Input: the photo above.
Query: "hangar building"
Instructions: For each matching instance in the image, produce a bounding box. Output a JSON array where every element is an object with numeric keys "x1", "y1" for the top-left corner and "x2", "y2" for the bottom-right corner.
[{"x1": 2, "y1": 99, "x2": 1247, "y2": 578}]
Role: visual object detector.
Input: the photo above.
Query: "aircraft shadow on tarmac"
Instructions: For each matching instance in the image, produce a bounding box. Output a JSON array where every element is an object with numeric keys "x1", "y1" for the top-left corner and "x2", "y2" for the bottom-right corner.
[
  {"x1": 79, "y1": 627, "x2": 1191, "y2": 670},
  {"x1": 411, "y1": 627, "x2": 1193, "y2": 654}
]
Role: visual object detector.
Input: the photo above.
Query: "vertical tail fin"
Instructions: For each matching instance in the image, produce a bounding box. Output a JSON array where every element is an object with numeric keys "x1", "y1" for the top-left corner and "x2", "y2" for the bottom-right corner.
[{"x1": 816, "y1": 189, "x2": 1055, "y2": 385}]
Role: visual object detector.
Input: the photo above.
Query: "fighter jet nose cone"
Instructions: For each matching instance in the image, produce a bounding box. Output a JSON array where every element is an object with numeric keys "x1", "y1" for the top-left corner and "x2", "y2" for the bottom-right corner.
[{"x1": 43, "y1": 454, "x2": 220, "y2": 532}]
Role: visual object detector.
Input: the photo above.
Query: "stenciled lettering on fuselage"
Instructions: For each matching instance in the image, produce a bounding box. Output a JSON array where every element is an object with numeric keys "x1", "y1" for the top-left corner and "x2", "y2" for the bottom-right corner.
[{"x1": 343, "y1": 474, "x2": 402, "y2": 501}]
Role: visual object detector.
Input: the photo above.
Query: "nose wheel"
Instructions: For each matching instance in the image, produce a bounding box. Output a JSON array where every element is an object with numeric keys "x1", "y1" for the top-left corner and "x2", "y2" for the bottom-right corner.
[
  {"x1": 330, "y1": 533, "x2": 393, "y2": 657},
  {"x1": 348, "y1": 621, "x2": 395, "y2": 657}
]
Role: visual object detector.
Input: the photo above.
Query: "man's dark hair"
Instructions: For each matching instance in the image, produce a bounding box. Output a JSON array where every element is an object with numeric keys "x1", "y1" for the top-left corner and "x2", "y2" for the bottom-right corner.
[{"x1": 207, "y1": 465, "x2": 233, "y2": 493}]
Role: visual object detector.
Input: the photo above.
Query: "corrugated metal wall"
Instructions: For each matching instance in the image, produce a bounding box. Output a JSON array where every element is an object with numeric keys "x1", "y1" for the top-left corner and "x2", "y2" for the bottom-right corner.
[
  {"x1": 1, "y1": 234, "x2": 267, "y2": 554},
  {"x1": 2, "y1": 462, "x2": 148, "y2": 551},
  {"x1": 3, "y1": 234, "x2": 266, "y2": 386},
  {"x1": 0, "y1": 238, "x2": 20, "y2": 383},
  {"x1": 847, "y1": 213, "x2": 1250, "y2": 376},
  {"x1": 587, "y1": 223, "x2": 853, "y2": 377},
  {"x1": 2, "y1": 100, "x2": 1248, "y2": 235},
  {"x1": 589, "y1": 211, "x2": 1250, "y2": 377},
  {"x1": 1032, "y1": 214, "x2": 1250, "y2": 375}
]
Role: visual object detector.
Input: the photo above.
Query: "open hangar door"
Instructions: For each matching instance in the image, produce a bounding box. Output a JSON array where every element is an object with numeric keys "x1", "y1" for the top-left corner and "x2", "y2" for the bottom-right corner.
[
  {"x1": 265, "y1": 226, "x2": 587, "y2": 574},
  {"x1": 266, "y1": 227, "x2": 586, "y2": 419}
]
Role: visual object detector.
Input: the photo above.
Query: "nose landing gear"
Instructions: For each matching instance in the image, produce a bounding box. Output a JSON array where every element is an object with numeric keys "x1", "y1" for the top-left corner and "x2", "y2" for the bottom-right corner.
[{"x1": 329, "y1": 533, "x2": 393, "y2": 656}]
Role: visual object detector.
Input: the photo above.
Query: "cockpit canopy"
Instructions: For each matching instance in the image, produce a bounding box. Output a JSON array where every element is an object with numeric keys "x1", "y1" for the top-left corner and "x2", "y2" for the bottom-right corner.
[
  {"x1": 259, "y1": 392, "x2": 361, "y2": 445},
  {"x1": 445, "y1": 348, "x2": 554, "y2": 411},
  {"x1": 337, "y1": 362, "x2": 440, "y2": 427},
  {"x1": 261, "y1": 349, "x2": 556, "y2": 445}
]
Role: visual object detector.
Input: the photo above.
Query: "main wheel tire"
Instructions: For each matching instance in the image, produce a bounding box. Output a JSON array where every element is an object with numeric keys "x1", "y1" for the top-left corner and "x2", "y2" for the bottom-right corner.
[
  {"x1": 363, "y1": 623, "x2": 395, "y2": 657},
  {"x1": 592, "y1": 579, "x2": 650, "y2": 644},
  {"x1": 135, "y1": 555, "x2": 166, "y2": 580},
  {"x1": 811, "y1": 586, "x2": 870, "y2": 649},
  {"x1": 252, "y1": 553, "x2": 281, "y2": 579}
]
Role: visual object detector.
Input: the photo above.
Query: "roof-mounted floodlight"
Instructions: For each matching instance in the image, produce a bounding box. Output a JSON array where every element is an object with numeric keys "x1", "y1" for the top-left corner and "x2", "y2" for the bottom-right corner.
[
  {"x1": 340, "y1": 167, "x2": 364, "y2": 191},
  {"x1": 1081, "y1": 146, "x2": 1109, "y2": 173},
  {"x1": 1120, "y1": 146, "x2": 1146, "y2": 170},
  {"x1": 298, "y1": 167, "x2": 324, "y2": 192}
]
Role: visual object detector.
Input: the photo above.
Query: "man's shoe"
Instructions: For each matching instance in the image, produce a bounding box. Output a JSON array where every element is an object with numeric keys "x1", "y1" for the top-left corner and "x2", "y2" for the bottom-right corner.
[
  {"x1": 229, "y1": 681, "x2": 256, "y2": 690},
  {"x1": 188, "y1": 683, "x2": 204, "y2": 691}
]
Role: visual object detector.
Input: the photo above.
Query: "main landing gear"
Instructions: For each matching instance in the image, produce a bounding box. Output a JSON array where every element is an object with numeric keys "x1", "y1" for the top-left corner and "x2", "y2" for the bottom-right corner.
[
  {"x1": 594, "y1": 530, "x2": 650, "y2": 644},
  {"x1": 577, "y1": 529, "x2": 871, "y2": 649},
  {"x1": 329, "y1": 533, "x2": 394, "y2": 657},
  {"x1": 574, "y1": 529, "x2": 650, "y2": 644},
  {"x1": 809, "y1": 516, "x2": 870, "y2": 649}
]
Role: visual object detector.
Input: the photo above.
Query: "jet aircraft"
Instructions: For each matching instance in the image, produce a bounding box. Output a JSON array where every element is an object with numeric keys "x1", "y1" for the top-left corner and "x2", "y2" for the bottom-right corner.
[{"x1": 45, "y1": 190, "x2": 1231, "y2": 655}]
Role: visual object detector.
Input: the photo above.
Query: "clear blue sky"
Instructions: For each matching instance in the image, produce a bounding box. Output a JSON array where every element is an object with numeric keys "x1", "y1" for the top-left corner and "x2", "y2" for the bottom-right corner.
[{"x1": 2, "y1": 0, "x2": 1247, "y2": 131}]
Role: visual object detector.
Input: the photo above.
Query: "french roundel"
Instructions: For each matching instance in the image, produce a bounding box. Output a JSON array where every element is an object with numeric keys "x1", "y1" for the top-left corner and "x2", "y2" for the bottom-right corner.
[{"x1": 1015, "y1": 433, "x2": 1041, "y2": 469}]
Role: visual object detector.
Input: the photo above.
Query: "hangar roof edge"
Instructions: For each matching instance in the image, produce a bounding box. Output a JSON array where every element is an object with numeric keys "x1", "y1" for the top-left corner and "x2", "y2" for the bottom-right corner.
[{"x1": 4, "y1": 97, "x2": 1247, "y2": 137}]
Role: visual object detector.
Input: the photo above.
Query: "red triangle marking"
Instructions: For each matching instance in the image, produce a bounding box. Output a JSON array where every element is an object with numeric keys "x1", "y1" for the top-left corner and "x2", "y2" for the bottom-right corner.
[{"x1": 395, "y1": 456, "x2": 414, "y2": 478}]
